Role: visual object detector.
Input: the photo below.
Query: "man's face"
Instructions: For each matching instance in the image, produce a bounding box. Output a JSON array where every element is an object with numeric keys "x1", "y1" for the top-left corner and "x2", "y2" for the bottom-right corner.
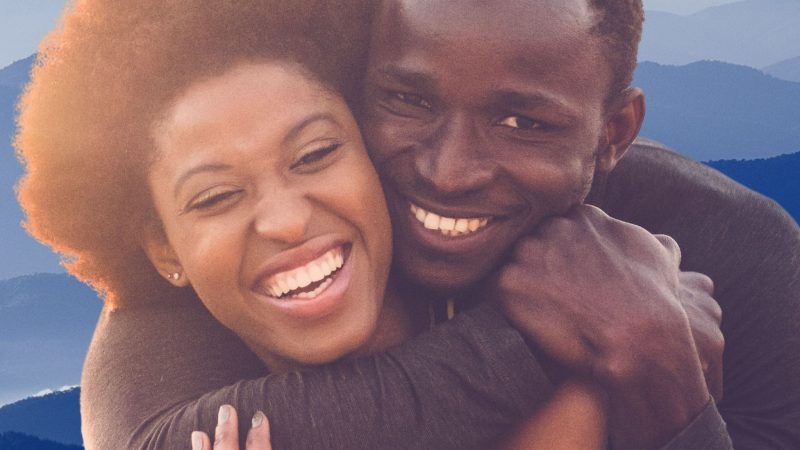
[{"x1": 361, "y1": 0, "x2": 616, "y2": 291}]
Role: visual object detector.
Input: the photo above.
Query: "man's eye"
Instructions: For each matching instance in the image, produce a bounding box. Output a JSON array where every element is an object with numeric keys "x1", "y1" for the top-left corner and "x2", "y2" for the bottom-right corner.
[
  {"x1": 497, "y1": 115, "x2": 540, "y2": 130},
  {"x1": 290, "y1": 143, "x2": 341, "y2": 170},
  {"x1": 393, "y1": 92, "x2": 432, "y2": 110},
  {"x1": 185, "y1": 188, "x2": 242, "y2": 213}
]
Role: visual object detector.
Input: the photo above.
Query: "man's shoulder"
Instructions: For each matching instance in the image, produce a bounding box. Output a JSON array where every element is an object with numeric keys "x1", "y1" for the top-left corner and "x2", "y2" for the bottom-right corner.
[{"x1": 594, "y1": 137, "x2": 794, "y2": 232}]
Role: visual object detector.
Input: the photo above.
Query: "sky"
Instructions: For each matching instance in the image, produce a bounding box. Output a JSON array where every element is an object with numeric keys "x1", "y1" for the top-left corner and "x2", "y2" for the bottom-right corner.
[
  {"x1": 0, "y1": 1, "x2": 68, "y2": 69},
  {"x1": 0, "y1": 0, "x2": 746, "y2": 69}
]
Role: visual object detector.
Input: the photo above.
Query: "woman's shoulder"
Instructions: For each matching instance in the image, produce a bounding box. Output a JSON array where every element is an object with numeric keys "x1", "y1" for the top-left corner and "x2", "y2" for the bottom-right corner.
[{"x1": 81, "y1": 296, "x2": 264, "y2": 449}]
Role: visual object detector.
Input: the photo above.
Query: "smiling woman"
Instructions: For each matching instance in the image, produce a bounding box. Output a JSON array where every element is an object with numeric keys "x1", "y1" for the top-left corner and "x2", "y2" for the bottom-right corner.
[
  {"x1": 144, "y1": 61, "x2": 397, "y2": 370},
  {"x1": 14, "y1": 0, "x2": 405, "y2": 368},
  {"x1": 15, "y1": 0, "x2": 375, "y2": 308}
]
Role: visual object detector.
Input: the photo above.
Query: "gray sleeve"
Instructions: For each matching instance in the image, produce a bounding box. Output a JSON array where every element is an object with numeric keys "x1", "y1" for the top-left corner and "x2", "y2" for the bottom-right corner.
[
  {"x1": 81, "y1": 300, "x2": 553, "y2": 450},
  {"x1": 660, "y1": 401, "x2": 733, "y2": 450}
]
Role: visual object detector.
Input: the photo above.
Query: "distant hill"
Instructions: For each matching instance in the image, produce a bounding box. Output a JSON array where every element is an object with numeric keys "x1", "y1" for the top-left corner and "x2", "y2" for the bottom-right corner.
[
  {"x1": 0, "y1": 273, "x2": 102, "y2": 406},
  {"x1": 640, "y1": 0, "x2": 800, "y2": 68},
  {"x1": 0, "y1": 389, "x2": 82, "y2": 447},
  {"x1": 763, "y1": 56, "x2": 800, "y2": 83},
  {"x1": 634, "y1": 60, "x2": 800, "y2": 161},
  {"x1": 706, "y1": 151, "x2": 800, "y2": 223},
  {"x1": 0, "y1": 431, "x2": 82, "y2": 450},
  {"x1": 0, "y1": 56, "x2": 63, "y2": 280},
  {"x1": 644, "y1": 0, "x2": 739, "y2": 16}
]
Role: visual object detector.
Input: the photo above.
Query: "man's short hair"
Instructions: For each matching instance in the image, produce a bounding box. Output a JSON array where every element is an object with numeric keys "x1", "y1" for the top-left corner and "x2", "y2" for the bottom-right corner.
[{"x1": 589, "y1": 0, "x2": 644, "y2": 104}]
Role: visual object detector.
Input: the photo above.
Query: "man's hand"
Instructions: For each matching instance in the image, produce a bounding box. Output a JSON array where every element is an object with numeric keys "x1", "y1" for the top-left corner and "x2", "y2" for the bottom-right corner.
[
  {"x1": 191, "y1": 405, "x2": 272, "y2": 450},
  {"x1": 678, "y1": 270, "x2": 724, "y2": 401},
  {"x1": 493, "y1": 204, "x2": 715, "y2": 449}
]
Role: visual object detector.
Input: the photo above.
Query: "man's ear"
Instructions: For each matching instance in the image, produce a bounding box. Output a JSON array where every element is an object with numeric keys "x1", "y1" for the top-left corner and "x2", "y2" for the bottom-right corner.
[
  {"x1": 596, "y1": 87, "x2": 645, "y2": 173},
  {"x1": 142, "y1": 222, "x2": 190, "y2": 287}
]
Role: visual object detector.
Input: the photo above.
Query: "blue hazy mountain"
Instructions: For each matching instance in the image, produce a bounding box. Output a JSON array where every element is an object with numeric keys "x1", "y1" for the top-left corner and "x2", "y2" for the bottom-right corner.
[
  {"x1": 1, "y1": 56, "x2": 63, "y2": 280},
  {"x1": 640, "y1": 0, "x2": 800, "y2": 68},
  {"x1": 643, "y1": 0, "x2": 739, "y2": 16},
  {"x1": 0, "y1": 273, "x2": 102, "y2": 407},
  {"x1": 634, "y1": 60, "x2": 800, "y2": 161},
  {"x1": 707, "y1": 151, "x2": 800, "y2": 223},
  {"x1": 0, "y1": 388, "x2": 82, "y2": 447},
  {"x1": 763, "y1": 56, "x2": 800, "y2": 83},
  {"x1": 0, "y1": 432, "x2": 82, "y2": 450}
]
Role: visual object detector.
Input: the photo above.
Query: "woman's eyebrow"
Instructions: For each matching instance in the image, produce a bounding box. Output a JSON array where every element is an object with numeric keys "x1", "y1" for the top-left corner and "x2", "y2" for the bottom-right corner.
[
  {"x1": 173, "y1": 163, "x2": 233, "y2": 198},
  {"x1": 282, "y1": 112, "x2": 341, "y2": 145}
]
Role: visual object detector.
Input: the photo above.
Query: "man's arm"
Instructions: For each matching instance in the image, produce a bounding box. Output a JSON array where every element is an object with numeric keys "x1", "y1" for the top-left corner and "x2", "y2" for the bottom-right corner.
[
  {"x1": 493, "y1": 204, "x2": 723, "y2": 450},
  {"x1": 596, "y1": 140, "x2": 800, "y2": 449},
  {"x1": 81, "y1": 300, "x2": 552, "y2": 450}
]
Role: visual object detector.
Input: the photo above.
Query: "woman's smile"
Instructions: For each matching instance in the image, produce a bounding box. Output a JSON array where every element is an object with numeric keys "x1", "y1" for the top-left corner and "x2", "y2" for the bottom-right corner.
[{"x1": 146, "y1": 62, "x2": 394, "y2": 369}]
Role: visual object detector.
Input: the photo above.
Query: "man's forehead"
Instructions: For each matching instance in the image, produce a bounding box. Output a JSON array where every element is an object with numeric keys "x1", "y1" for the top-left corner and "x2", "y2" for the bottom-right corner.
[{"x1": 376, "y1": 0, "x2": 597, "y2": 39}]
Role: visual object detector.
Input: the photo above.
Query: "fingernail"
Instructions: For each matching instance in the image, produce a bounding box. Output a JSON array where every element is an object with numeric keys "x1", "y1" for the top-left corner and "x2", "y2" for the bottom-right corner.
[
  {"x1": 191, "y1": 431, "x2": 203, "y2": 450},
  {"x1": 252, "y1": 411, "x2": 265, "y2": 429},
  {"x1": 218, "y1": 405, "x2": 230, "y2": 424}
]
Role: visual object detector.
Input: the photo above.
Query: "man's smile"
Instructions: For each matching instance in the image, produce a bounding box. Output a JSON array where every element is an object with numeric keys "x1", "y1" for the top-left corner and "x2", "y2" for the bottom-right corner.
[{"x1": 409, "y1": 202, "x2": 491, "y2": 237}]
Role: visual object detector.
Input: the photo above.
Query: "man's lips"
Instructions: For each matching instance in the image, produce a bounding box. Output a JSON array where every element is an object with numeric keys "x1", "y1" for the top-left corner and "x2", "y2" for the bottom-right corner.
[
  {"x1": 409, "y1": 203, "x2": 491, "y2": 237},
  {"x1": 397, "y1": 199, "x2": 516, "y2": 254}
]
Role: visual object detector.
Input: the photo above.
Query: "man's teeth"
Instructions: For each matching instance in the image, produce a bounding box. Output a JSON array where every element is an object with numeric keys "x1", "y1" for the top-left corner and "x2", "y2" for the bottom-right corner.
[
  {"x1": 410, "y1": 204, "x2": 490, "y2": 237},
  {"x1": 264, "y1": 247, "x2": 344, "y2": 298}
]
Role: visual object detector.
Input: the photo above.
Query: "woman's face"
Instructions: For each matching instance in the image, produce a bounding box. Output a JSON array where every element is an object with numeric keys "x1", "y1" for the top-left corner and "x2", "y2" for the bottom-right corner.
[{"x1": 146, "y1": 62, "x2": 393, "y2": 369}]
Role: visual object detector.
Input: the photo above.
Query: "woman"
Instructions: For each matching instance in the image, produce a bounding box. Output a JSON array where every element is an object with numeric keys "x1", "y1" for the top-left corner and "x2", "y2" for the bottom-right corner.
[{"x1": 16, "y1": 0, "x2": 606, "y2": 448}]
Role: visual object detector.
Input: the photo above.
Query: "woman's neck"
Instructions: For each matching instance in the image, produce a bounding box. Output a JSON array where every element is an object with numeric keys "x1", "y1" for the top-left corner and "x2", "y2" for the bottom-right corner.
[{"x1": 350, "y1": 274, "x2": 424, "y2": 358}]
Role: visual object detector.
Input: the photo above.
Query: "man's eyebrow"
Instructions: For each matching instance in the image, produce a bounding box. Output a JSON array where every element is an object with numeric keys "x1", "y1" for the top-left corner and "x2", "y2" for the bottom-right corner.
[
  {"x1": 489, "y1": 89, "x2": 568, "y2": 111},
  {"x1": 489, "y1": 89, "x2": 581, "y2": 119},
  {"x1": 173, "y1": 163, "x2": 232, "y2": 198},
  {"x1": 376, "y1": 64, "x2": 437, "y2": 90}
]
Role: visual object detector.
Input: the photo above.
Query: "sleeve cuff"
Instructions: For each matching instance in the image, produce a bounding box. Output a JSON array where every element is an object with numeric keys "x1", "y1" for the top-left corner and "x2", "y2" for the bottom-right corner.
[{"x1": 660, "y1": 401, "x2": 733, "y2": 450}]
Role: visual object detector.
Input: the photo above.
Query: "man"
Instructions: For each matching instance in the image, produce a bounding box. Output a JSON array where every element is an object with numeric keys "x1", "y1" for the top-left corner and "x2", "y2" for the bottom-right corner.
[{"x1": 81, "y1": 0, "x2": 800, "y2": 449}]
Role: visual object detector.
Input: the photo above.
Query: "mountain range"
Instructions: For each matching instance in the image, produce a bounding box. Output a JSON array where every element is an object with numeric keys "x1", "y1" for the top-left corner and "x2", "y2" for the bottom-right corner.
[
  {"x1": 634, "y1": 60, "x2": 800, "y2": 161},
  {"x1": 0, "y1": 432, "x2": 82, "y2": 450},
  {"x1": 0, "y1": 273, "x2": 102, "y2": 407},
  {"x1": 708, "y1": 151, "x2": 800, "y2": 222},
  {"x1": 639, "y1": 0, "x2": 800, "y2": 69},
  {"x1": 0, "y1": 388, "x2": 82, "y2": 447},
  {"x1": 764, "y1": 56, "x2": 800, "y2": 83},
  {"x1": 643, "y1": 0, "x2": 739, "y2": 16},
  {"x1": 1, "y1": 55, "x2": 63, "y2": 281}
]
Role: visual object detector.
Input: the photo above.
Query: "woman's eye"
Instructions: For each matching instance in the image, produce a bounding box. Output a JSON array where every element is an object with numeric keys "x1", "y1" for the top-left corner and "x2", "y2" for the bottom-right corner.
[
  {"x1": 185, "y1": 188, "x2": 242, "y2": 213},
  {"x1": 497, "y1": 115, "x2": 541, "y2": 130},
  {"x1": 393, "y1": 92, "x2": 432, "y2": 110},
  {"x1": 290, "y1": 143, "x2": 341, "y2": 170}
]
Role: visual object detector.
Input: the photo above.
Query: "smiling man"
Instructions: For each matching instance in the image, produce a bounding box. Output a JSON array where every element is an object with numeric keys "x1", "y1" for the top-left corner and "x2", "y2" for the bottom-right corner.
[
  {"x1": 359, "y1": 1, "x2": 718, "y2": 448},
  {"x1": 77, "y1": 0, "x2": 800, "y2": 449}
]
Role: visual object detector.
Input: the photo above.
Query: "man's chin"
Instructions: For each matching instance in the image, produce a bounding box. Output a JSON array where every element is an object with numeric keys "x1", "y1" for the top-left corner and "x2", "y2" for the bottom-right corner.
[{"x1": 394, "y1": 251, "x2": 492, "y2": 296}]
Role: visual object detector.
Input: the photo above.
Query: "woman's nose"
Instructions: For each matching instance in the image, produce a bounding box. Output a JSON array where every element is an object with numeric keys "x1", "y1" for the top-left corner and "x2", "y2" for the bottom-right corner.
[{"x1": 252, "y1": 190, "x2": 312, "y2": 244}]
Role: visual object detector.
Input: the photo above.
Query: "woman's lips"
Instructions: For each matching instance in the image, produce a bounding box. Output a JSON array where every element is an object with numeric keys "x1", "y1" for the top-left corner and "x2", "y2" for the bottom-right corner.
[
  {"x1": 257, "y1": 245, "x2": 355, "y2": 320},
  {"x1": 260, "y1": 246, "x2": 345, "y2": 298}
]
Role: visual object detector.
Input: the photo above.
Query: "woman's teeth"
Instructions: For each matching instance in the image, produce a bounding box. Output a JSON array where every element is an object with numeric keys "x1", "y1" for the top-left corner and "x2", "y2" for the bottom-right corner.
[
  {"x1": 410, "y1": 203, "x2": 490, "y2": 237},
  {"x1": 264, "y1": 247, "x2": 344, "y2": 298}
]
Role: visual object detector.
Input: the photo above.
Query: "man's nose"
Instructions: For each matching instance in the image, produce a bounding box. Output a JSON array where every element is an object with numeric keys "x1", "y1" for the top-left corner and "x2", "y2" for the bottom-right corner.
[
  {"x1": 252, "y1": 189, "x2": 311, "y2": 244},
  {"x1": 415, "y1": 113, "x2": 496, "y2": 195}
]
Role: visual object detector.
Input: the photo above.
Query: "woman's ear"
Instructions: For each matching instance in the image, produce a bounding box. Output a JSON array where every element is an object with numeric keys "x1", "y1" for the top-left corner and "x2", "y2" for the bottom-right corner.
[
  {"x1": 142, "y1": 223, "x2": 190, "y2": 287},
  {"x1": 596, "y1": 87, "x2": 645, "y2": 173}
]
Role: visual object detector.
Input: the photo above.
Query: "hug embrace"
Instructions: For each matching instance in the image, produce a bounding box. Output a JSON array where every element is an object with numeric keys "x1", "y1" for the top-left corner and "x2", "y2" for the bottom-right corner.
[{"x1": 15, "y1": 0, "x2": 800, "y2": 449}]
